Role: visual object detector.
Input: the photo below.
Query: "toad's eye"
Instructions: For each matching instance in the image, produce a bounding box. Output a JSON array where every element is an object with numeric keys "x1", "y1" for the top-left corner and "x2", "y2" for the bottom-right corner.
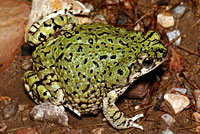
[{"x1": 142, "y1": 58, "x2": 154, "y2": 67}]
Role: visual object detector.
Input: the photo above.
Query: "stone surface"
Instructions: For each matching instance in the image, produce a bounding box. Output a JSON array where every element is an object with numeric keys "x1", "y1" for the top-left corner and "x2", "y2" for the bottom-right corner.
[
  {"x1": 0, "y1": 0, "x2": 30, "y2": 71},
  {"x1": 164, "y1": 93, "x2": 190, "y2": 114}
]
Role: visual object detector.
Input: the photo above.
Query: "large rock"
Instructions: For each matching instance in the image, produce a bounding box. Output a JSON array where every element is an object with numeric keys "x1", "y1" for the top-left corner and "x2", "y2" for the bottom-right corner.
[{"x1": 0, "y1": 0, "x2": 30, "y2": 71}]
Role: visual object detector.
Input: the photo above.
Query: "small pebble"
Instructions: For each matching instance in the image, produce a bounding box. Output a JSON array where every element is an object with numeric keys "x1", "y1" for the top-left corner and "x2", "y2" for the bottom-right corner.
[
  {"x1": 3, "y1": 101, "x2": 18, "y2": 119},
  {"x1": 169, "y1": 87, "x2": 187, "y2": 95},
  {"x1": 162, "y1": 128, "x2": 174, "y2": 134},
  {"x1": 18, "y1": 104, "x2": 29, "y2": 111},
  {"x1": 157, "y1": 12, "x2": 174, "y2": 28},
  {"x1": 193, "y1": 112, "x2": 200, "y2": 133},
  {"x1": 21, "y1": 58, "x2": 32, "y2": 70},
  {"x1": 124, "y1": 0, "x2": 134, "y2": 9},
  {"x1": 135, "y1": 105, "x2": 141, "y2": 110},
  {"x1": 171, "y1": 4, "x2": 189, "y2": 19},
  {"x1": 193, "y1": 89, "x2": 200, "y2": 111},
  {"x1": 161, "y1": 114, "x2": 176, "y2": 126},
  {"x1": 164, "y1": 93, "x2": 190, "y2": 114},
  {"x1": 93, "y1": 15, "x2": 107, "y2": 24},
  {"x1": 30, "y1": 102, "x2": 68, "y2": 126},
  {"x1": 193, "y1": 112, "x2": 200, "y2": 122},
  {"x1": 134, "y1": 23, "x2": 140, "y2": 31},
  {"x1": 167, "y1": 30, "x2": 181, "y2": 46},
  {"x1": 105, "y1": 0, "x2": 119, "y2": 4},
  {"x1": 84, "y1": 3, "x2": 94, "y2": 11},
  {"x1": 92, "y1": 128, "x2": 104, "y2": 134}
]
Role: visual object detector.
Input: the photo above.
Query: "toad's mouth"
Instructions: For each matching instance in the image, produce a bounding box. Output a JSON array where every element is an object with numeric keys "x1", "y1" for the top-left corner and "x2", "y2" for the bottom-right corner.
[{"x1": 128, "y1": 57, "x2": 166, "y2": 84}]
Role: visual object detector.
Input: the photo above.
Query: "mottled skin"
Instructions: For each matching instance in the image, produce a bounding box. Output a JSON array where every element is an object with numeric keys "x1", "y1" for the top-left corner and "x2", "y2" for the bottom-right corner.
[{"x1": 24, "y1": 5, "x2": 167, "y2": 130}]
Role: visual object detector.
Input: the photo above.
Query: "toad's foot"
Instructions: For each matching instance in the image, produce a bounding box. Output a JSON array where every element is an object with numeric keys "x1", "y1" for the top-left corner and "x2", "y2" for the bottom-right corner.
[{"x1": 103, "y1": 88, "x2": 144, "y2": 129}]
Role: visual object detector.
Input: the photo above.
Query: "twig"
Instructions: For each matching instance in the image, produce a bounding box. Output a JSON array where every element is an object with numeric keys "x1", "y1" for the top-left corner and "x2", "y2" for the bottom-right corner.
[
  {"x1": 134, "y1": 13, "x2": 151, "y2": 25},
  {"x1": 177, "y1": 46, "x2": 199, "y2": 56},
  {"x1": 180, "y1": 72, "x2": 200, "y2": 89}
]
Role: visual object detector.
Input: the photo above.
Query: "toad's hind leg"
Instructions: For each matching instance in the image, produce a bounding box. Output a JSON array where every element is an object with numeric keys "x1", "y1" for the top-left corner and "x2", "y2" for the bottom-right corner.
[
  {"x1": 103, "y1": 87, "x2": 144, "y2": 129},
  {"x1": 27, "y1": 4, "x2": 82, "y2": 46},
  {"x1": 24, "y1": 67, "x2": 81, "y2": 116},
  {"x1": 24, "y1": 69, "x2": 65, "y2": 105}
]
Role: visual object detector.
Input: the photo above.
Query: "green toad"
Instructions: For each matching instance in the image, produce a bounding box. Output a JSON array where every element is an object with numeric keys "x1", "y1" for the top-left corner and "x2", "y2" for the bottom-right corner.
[{"x1": 24, "y1": 5, "x2": 167, "y2": 130}]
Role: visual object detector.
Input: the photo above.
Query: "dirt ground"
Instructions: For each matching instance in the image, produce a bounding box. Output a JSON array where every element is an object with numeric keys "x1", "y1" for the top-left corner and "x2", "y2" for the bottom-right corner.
[{"x1": 1, "y1": 0, "x2": 200, "y2": 134}]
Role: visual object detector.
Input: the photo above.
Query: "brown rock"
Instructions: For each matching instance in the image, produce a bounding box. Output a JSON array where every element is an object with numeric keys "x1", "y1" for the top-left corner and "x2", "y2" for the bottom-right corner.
[
  {"x1": 125, "y1": 76, "x2": 151, "y2": 99},
  {"x1": 0, "y1": 0, "x2": 30, "y2": 72}
]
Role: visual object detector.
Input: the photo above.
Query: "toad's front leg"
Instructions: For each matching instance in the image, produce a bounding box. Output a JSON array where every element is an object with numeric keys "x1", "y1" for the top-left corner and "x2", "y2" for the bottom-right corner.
[{"x1": 102, "y1": 87, "x2": 144, "y2": 129}]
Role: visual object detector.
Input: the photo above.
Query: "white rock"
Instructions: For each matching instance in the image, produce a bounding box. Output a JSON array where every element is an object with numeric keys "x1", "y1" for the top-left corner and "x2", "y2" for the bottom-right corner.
[
  {"x1": 171, "y1": 5, "x2": 189, "y2": 19},
  {"x1": 164, "y1": 93, "x2": 190, "y2": 114},
  {"x1": 167, "y1": 30, "x2": 181, "y2": 46},
  {"x1": 93, "y1": 15, "x2": 107, "y2": 24},
  {"x1": 30, "y1": 102, "x2": 68, "y2": 126},
  {"x1": 157, "y1": 12, "x2": 174, "y2": 28},
  {"x1": 134, "y1": 23, "x2": 140, "y2": 31},
  {"x1": 161, "y1": 114, "x2": 176, "y2": 126},
  {"x1": 85, "y1": 3, "x2": 94, "y2": 11},
  {"x1": 162, "y1": 128, "x2": 174, "y2": 134}
]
